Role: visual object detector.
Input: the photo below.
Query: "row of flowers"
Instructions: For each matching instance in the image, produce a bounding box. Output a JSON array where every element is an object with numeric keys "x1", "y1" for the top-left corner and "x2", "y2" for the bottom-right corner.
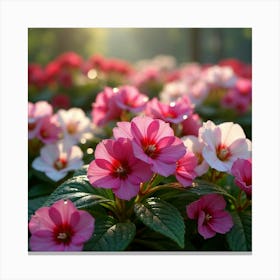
[
  {"x1": 29, "y1": 52, "x2": 251, "y2": 115},
  {"x1": 28, "y1": 53, "x2": 252, "y2": 251}
]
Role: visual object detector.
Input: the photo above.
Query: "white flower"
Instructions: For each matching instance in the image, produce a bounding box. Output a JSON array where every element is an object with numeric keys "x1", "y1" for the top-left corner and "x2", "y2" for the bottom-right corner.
[
  {"x1": 57, "y1": 108, "x2": 92, "y2": 145},
  {"x1": 159, "y1": 81, "x2": 188, "y2": 103},
  {"x1": 32, "y1": 141, "x2": 83, "y2": 181},
  {"x1": 199, "y1": 120, "x2": 251, "y2": 172},
  {"x1": 204, "y1": 66, "x2": 237, "y2": 88},
  {"x1": 182, "y1": 135, "x2": 209, "y2": 176}
]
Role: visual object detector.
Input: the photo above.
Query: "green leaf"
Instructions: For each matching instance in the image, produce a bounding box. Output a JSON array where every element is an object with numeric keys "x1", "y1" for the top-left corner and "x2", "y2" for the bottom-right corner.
[
  {"x1": 84, "y1": 217, "x2": 136, "y2": 251},
  {"x1": 28, "y1": 184, "x2": 57, "y2": 199},
  {"x1": 73, "y1": 164, "x2": 89, "y2": 177},
  {"x1": 134, "y1": 197, "x2": 185, "y2": 248},
  {"x1": 226, "y1": 210, "x2": 252, "y2": 251},
  {"x1": 28, "y1": 196, "x2": 49, "y2": 220},
  {"x1": 189, "y1": 179, "x2": 235, "y2": 200},
  {"x1": 43, "y1": 175, "x2": 114, "y2": 210}
]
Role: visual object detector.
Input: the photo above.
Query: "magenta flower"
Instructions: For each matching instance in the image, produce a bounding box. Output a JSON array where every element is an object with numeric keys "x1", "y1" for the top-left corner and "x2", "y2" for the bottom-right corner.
[
  {"x1": 91, "y1": 87, "x2": 122, "y2": 127},
  {"x1": 28, "y1": 101, "x2": 53, "y2": 139},
  {"x1": 175, "y1": 151, "x2": 197, "y2": 187},
  {"x1": 113, "y1": 116, "x2": 186, "y2": 176},
  {"x1": 87, "y1": 138, "x2": 153, "y2": 200},
  {"x1": 181, "y1": 113, "x2": 202, "y2": 137},
  {"x1": 29, "y1": 199, "x2": 94, "y2": 251},
  {"x1": 145, "y1": 96, "x2": 193, "y2": 124},
  {"x1": 114, "y1": 85, "x2": 149, "y2": 113},
  {"x1": 187, "y1": 194, "x2": 233, "y2": 239},
  {"x1": 231, "y1": 158, "x2": 252, "y2": 197}
]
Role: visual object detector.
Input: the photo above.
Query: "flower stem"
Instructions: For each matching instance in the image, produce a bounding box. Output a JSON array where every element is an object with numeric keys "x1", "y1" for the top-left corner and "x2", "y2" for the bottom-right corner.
[{"x1": 115, "y1": 196, "x2": 127, "y2": 221}]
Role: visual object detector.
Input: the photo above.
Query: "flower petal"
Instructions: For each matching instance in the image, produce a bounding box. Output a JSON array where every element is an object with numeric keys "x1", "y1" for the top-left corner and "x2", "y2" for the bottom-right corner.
[
  {"x1": 197, "y1": 211, "x2": 216, "y2": 239},
  {"x1": 186, "y1": 200, "x2": 201, "y2": 219},
  {"x1": 113, "y1": 121, "x2": 133, "y2": 139},
  {"x1": 113, "y1": 179, "x2": 140, "y2": 200},
  {"x1": 219, "y1": 122, "x2": 246, "y2": 146},
  {"x1": 87, "y1": 160, "x2": 120, "y2": 189},
  {"x1": 208, "y1": 211, "x2": 233, "y2": 234}
]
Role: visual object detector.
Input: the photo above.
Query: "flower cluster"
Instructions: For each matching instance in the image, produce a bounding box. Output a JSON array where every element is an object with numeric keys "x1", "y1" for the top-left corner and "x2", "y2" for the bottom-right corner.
[
  {"x1": 28, "y1": 53, "x2": 252, "y2": 252},
  {"x1": 29, "y1": 102, "x2": 95, "y2": 181}
]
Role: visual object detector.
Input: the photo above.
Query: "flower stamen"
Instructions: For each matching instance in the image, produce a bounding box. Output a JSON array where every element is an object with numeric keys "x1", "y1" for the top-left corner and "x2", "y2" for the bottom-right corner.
[
  {"x1": 217, "y1": 144, "x2": 231, "y2": 161},
  {"x1": 53, "y1": 157, "x2": 68, "y2": 170}
]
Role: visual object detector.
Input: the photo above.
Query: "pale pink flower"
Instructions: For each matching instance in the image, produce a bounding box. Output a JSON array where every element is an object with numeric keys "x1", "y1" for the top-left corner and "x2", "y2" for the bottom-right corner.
[
  {"x1": 114, "y1": 85, "x2": 149, "y2": 113},
  {"x1": 91, "y1": 87, "x2": 122, "y2": 127},
  {"x1": 180, "y1": 63, "x2": 202, "y2": 83},
  {"x1": 187, "y1": 194, "x2": 233, "y2": 239},
  {"x1": 203, "y1": 65, "x2": 237, "y2": 88},
  {"x1": 29, "y1": 199, "x2": 94, "y2": 251},
  {"x1": 57, "y1": 108, "x2": 92, "y2": 145},
  {"x1": 37, "y1": 115, "x2": 62, "y2": 144},
  {"x1": 221, "y1": 78, "x2": 252, "y2": 114},
  {"x1": 87, "y1": 138, "x2": 152, "y2": 200},
  {"x1": 182, "y1": 135, "x2": 209, "y2": 176},
  {"x1": 145, "y1": 96, "x2": 194, "y2": 124},
  {"x1": 32, "y1": 141, "x2": 83, "y2": 181},
  {"x1": 113, "y1": 116, "x2": 186, "y2": 176},
  {"x1": 187, "y1": 80, "x2": 209, "y2": 106},
  {"x1": 231, "y1": 158, "x2": 252, "y2": 197},
  {"x1": 159, "y1": 81, "x2": 188, "y2": 103},
  {"x1": 175, "y1": 151, "x2": 197, "y2": 187},
  {"x1": 28, "y1": 101, "x2": 53, "y2": 139},
  {"x1": 199, "y1": 120, "x2": 252, "y2": 172}
]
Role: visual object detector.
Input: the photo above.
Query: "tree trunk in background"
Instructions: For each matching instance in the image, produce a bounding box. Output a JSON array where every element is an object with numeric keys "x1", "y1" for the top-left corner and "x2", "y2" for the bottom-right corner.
[{"x1": 190, "y1": 29, "x2": 200, "y2": 62}]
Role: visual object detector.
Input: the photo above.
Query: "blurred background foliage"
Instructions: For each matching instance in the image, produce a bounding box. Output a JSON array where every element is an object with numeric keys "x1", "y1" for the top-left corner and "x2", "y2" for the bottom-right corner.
[{"x1": 28, "y1": 28, "x2": 252, "y2": 65}]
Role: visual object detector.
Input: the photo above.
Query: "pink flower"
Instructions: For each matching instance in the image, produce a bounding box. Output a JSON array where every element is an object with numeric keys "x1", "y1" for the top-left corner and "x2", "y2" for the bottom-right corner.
[
  {"x1": 28, "y1": 101, "x2": 53, "y2": 139},
  {"x1": 187, "y1": 194, "x2": 233, "y2": 239},
  {"x1": 51, "y1": 93, "x2": 71, "y2": 109},
  {"x1": 37, "y1": 115, "x2": 62, "y2": 144},
  {"x1": 231, "y1": 158, "x2": 252, "y2": 197},
  {"x1": 199, "y1": 120, "x2": 252, "y2": 172},
  {"x1": 175, "y1": 151, "x2": 197, "y2": 187},
  {"x1": 57, "y1": 52, "x2": 83, "y2": 69},
  {"x1": 145, "y1": 96, "x2": 194, "y2": 124},
  {"x1": 181, "y1": 113, "x2": 202, "y2": 137},
  {"x1": 114, "y1": 85, "x2": 149, "y2": 113},
  {"x1": 32, "y1": 142, "x2": 83, "y2": 181},
  {"x1": 87, "y1": 138, "x2": 152, "y2": 200},
  {"x1": 28, "y1": 64, "x2": 46, "y2": 88},
  {"x1": 91, "y1": 87, "x2": 122, "y2": 127},
  {"x1": 29, "y1": 199, "x2": 94, "y2": 251},
  {"x1": 113, "y1": 116, "x2": 186, "y2": 176},
  {"x1": 187, "y1": 80, "x2": 209, "y2": 106},
  {"x1": 221, "y1": 87, "x2": 251, "y2": 114},
  {"x1": 219, "y1": 58, "x2": 252, "y2": 79},
  {"x1": 182, "y1": 135, "x2": 209, "y2": 176}
]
